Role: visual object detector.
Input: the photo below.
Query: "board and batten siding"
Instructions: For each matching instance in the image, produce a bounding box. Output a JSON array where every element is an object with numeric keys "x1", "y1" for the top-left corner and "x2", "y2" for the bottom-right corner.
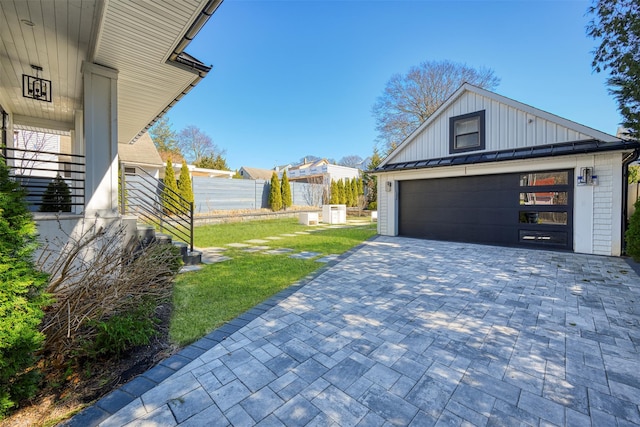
[{"x1": 392, "y1": 92, "x2": 595, "y2": 164}]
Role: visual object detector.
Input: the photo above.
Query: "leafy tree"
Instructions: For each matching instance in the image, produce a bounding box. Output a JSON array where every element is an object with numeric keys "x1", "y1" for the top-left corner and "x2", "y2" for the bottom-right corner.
[
  {"x1": 232, "y1": 169, "x2": 243, "y2": 179},
  {"x1": 194, "y1": 154, "x2": 230, "y2": 171},
  {"x1": 177, "y1": 161, "x2": 194, "y2": 212},
  {"x1": 162, "y1": 159, "x2": 179, "y2": 215},
  {"x1": 629, "y1": 164, "x2": 640, "y2": 183},
  {"x1": 372, "y1": 60, "x2": 500, "y2": 153},
  {"x1": 149, "y1": 116, "x2": 181, "y2": 158},
  {"x1": 0, "y1": 158, "x2": 48, "y2": 418},
  {"x1": 330, "y1": 179, "x2": 339, "y2": 204},
  {"x1": 178, "y1": 125, "x2": 225, "y2": 164},
  {"x1": 269, "y1": 172, "x2": 282, "y2": 211},
  {"x1": 39, "y1": 175, "x2": 71, "y2": 212},
  {"x1": 338, "y1": 155, "x2": 364, "y2": 168},
  {"x1": 588, "y1": 0, "x2": 640, "y2": 138},
  {"x1": 281, "y1": 170, "x2": 292, "y2": 210}
]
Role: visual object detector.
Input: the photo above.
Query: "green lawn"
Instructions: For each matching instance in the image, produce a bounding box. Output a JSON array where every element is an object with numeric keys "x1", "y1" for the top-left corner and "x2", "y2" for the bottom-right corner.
[{"x1": 170, "y1": 219, "x2": 377, "y2": 346}]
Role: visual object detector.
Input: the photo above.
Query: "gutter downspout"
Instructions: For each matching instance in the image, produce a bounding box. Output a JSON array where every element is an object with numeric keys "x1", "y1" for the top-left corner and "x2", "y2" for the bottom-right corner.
[{"x1": 622, "y1": 148, "x2": 640, "y2": 255}]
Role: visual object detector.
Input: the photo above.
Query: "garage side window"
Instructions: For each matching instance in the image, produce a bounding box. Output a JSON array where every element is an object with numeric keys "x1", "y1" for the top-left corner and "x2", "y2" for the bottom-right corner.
[{"x1": 449, "y1": 110, "x2": 485, "y2": 154}]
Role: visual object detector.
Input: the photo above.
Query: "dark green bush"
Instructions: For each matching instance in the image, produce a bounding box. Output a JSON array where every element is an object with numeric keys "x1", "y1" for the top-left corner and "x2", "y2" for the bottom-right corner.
[
  {"x1": 626, "y1": 198, "x2": 640, "y2": 261},
  {"x1": 0, "y1": 158, "x2": 48, "y2": 418},
  {"x1": 39, "y1": 174, "x2": 71, "y2": 212},
  {"x1": 85, "y1": 300, "x2": 158, "y2": 357}
]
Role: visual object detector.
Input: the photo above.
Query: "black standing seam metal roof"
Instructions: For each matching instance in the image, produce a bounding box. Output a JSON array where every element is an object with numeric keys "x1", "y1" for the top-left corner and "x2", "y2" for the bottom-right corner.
[{"x1": 373, "y1": 139, "x2": 640, "y2": 173}]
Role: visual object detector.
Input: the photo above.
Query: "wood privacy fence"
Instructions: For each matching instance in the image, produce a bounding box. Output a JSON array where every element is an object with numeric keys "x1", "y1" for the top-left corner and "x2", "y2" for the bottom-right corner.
[{"x1": 191, "y1": 177, "x2": 325, "y2": 214}]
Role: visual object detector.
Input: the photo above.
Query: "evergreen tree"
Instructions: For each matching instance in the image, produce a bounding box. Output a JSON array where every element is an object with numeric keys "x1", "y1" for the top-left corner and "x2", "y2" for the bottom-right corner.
[
  {"x1": 0, "y1": 158, "x2": 48, "y2": 417},
  {"x1": 149, "y1": 116, "x2": 181, "y2": 158},
  {"x1": 194, "y1": 154, "x2": 230, "y2": 171},
  {"x1": 269, "y1": 172, "x2": 282, "y2": 211},
  {"x1": 162, "y1": 159, "x2": 179, "y2": 215},
  {"x1": 365, "y1": 148, "x2": 382, "y2": 209},
  {"x1": 39, "y1": 175, "x2": 71, "y2": 212},
  {"x1": 588, "y1": 0, "x2": 640, "y2": 138},
  {"x1": 178, "y1": 161, "x2": 194, "y2": 212},
  {"x1": 281, "y1": 170, "x2": 292, "y2": 210},
  {"x1": 330, "y1": 180, "x2": 339, "y2": 204},
  {"x1": 345, "y1": 178, "x2": 354, "y2": 207},
  {"x1": 626, "y1": 198, "x2": 640, "y2": 261},
  {"x1": 350, "y1": 177, "x2": 358, "y2": 207},
  {"x1": 337, "y1": 179, "x2": 346, "y2": 204}
]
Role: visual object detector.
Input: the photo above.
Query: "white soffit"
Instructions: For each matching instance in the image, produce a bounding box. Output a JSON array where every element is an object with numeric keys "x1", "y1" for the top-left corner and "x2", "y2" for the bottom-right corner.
[{"x1": 0, "y1": 0, "x2": 215, "y2": 143}]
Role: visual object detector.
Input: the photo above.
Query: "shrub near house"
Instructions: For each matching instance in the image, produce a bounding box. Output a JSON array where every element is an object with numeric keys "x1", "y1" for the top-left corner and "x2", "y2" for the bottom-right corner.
[{"x1": 0, "y1": 158, "x2": 49, "y2": 418}]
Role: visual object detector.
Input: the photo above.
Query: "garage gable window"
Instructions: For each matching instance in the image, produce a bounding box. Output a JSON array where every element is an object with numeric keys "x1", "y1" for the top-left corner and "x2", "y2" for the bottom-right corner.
[{"x1": 449, "y1": 110, "x2": 485, "y2": 154}]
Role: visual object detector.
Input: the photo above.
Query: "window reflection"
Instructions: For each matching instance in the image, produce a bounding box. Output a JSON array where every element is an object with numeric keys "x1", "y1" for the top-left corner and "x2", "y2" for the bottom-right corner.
[
  {"x1": 520, "y1": 192, "x2": 568, "y2": 205},
  {"x1": 519, "y1": 172, "x2": 569, "y2": 186},
  {"x1": 519, "y1": 211, "x2": 567, "y2": 225}
]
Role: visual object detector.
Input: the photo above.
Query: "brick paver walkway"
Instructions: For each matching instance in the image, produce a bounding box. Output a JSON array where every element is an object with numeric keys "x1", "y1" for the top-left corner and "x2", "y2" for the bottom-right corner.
[{"x1": 68, "y1": 236, "x2": 640, "y2": 426}]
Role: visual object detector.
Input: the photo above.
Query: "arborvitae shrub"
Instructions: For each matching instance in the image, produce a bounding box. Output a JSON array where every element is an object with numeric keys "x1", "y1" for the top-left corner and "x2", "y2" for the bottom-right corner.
[
  {"x1": 269, "y1": 172, "x2": 282, "y2": 211},
  {"x1": 0, "y1": 158, "x2": 48, "y2": 418},
  {"x1": 330, "y1": 180, "x2": 339, "y2": 204},
  {"x1": 178, "y1": 161, "x2": 194, "y2": 212},
  {"x1": 39, "y1": 174, "x2": 71, "y2": 212},
  {"x1": 281, "y1": 170, "x2": 292, "y2": 210},
  {"x1": 162, "y1": 159, "x2": 179, "y2": 215},
  {"x1": 337, "y1": 179, "x2": 346, "y2": 205},
  {"x1": 626, "y1": 198, "x2": 640, "y2": 261},
  {"x1": 350, "y1": 177, "x2": 358, "y2": 207}
]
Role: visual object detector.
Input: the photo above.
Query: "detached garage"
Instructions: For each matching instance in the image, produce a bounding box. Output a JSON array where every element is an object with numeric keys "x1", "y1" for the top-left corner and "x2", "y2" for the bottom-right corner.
[{"x1": 374, "y1": 83, "x2": 640, "y2": 256}]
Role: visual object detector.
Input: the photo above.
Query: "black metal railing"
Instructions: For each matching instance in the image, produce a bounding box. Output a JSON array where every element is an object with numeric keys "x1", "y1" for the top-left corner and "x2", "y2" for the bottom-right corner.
[
  {"x1": 120, "y1": 165, "x2": 194, "y2": 252},
  {"x1": 2, "y1": 146, "x2": 85, "y2": 213}
]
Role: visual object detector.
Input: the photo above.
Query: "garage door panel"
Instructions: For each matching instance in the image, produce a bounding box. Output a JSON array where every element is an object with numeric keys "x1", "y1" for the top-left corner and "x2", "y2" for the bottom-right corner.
[{"x1": 398, "y1": 171, "x2": 573, "y2": 250}]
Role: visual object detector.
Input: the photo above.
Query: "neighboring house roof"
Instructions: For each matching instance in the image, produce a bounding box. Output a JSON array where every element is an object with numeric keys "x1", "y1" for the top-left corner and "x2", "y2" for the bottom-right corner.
[
  {"x1": 239, "y1": 166, "x2": 274, "y2": 180},
  {"x1": 289, "y1": 159, "x2": 329, "y2": 172},
  {"x1": 118, "y1": 133, "x2": 163, "y2": 168},
  {"x1": 158, "y1": 151, "x2": 187, "y2": 164},
  {"x1": 378, "y1": 83, "x2": 626, "y2": 172}
]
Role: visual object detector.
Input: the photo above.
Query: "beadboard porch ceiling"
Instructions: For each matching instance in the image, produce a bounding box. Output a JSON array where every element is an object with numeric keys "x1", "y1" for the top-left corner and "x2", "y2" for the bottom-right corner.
[{"x1": 0, "y1": 0, "x2": 218, "y2": 143}]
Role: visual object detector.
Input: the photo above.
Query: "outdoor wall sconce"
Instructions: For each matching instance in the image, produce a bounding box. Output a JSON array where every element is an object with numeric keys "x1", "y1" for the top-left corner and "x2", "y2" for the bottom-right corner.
[
  {"x1": 385, "y1": 181, "x2": 393, "y2": 192},
  {"x1": 577, "y1": 167, "x2": 598, "y2": 186},
  {"x1": 22, "y1": 65, "x2": 51, "y2": 102}
]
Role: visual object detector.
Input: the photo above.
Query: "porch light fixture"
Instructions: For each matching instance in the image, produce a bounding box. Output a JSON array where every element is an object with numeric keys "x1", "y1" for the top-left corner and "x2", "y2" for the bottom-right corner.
[
  {"x1": 577, "y1": 167, "x2": 598, "y2": 186},
  {"x1": 22, "y1": 65, "x2": 51, "y2": 102}
]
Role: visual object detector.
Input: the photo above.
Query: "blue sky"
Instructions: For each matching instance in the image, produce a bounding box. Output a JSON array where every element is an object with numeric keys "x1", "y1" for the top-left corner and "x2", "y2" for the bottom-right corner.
[{"x1": 166, "y1": 0, "x2": 620, "y2": 171}]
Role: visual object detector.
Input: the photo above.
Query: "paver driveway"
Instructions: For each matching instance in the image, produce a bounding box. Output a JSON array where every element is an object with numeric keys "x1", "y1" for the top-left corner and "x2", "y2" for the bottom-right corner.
[{"x1": 84, "y1": 236, "x2": 640, "y2": 426}]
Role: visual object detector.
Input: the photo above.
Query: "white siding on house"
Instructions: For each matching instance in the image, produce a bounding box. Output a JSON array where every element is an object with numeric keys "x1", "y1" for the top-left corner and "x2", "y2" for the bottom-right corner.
[
  {"x1": 592, "y1": 154, "x2": 623, "y2": 255},
  {"x1": 376, "y1": 153, "x2": 627, "y2": 256},
  {"x1": 392, "y1": 91, "x2": 597, "y2": 164}
]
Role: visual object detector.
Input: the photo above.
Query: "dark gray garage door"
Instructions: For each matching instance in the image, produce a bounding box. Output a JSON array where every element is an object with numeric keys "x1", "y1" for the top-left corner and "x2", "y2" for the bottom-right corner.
[{"x1": 398, "y1": 170, "x2": 573, "y2": 250}]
